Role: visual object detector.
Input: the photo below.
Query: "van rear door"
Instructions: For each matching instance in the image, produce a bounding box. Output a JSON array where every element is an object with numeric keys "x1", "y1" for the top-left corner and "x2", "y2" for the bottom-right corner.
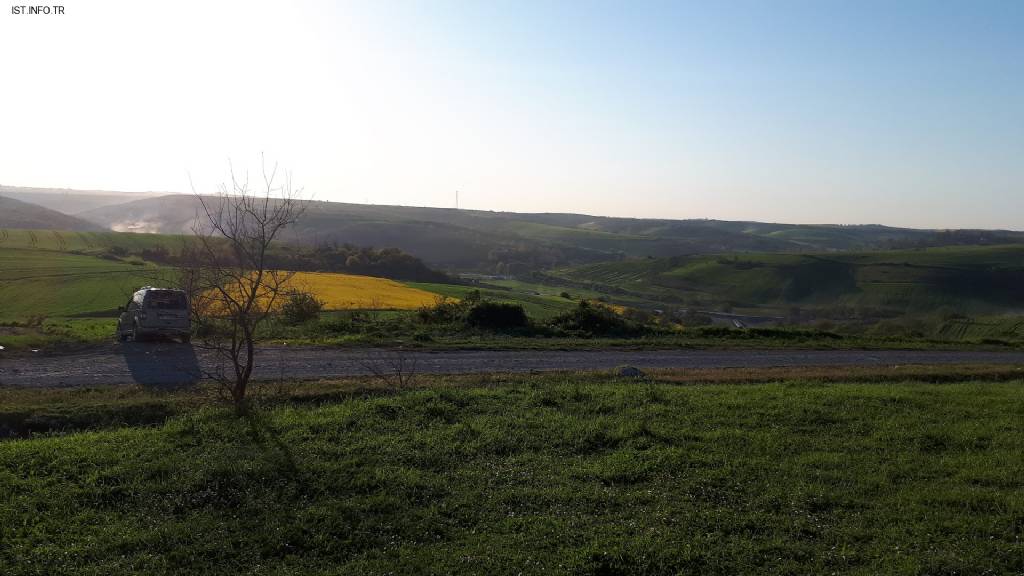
[{"x1": 142, "y1": 290, "x2": 190, "y2": 329}]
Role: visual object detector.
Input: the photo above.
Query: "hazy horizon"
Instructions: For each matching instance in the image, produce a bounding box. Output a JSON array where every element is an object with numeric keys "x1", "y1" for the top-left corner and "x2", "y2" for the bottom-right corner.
[
  {"x1": 2, "y1": 1, "x2": 1021, "y2": 229},
  {"x1": 8, "y1": 183, "x2": 1024, "y2": 233}
]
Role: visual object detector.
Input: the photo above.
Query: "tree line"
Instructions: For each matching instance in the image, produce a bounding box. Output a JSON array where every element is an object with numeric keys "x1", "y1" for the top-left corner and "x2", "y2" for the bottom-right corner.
[{"x1": 135, "y1": 240, "x2": 451, "y2": 283}]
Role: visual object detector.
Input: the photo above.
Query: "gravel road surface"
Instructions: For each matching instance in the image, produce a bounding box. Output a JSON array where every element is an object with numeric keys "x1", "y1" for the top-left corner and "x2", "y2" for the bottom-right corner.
[{"x1": 3, "y1": 344, "x2": 1024, "y2": 388}]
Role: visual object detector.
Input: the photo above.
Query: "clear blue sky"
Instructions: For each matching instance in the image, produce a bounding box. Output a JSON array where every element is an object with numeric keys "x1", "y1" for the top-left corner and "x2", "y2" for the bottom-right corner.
[{"x1": 1, "y1": 0, "x2": 1021, "y2": 228}]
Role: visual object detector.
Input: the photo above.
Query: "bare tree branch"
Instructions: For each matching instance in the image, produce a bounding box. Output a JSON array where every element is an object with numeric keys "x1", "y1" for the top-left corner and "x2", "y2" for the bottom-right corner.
[{"x1": 179, "y1": 160, "x2": 306, "y2": 410}]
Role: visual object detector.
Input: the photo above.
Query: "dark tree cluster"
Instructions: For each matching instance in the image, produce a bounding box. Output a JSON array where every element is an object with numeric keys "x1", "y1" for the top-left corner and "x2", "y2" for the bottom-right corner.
[
  {"x1": 487, "y1": 244, "x2": 566, "y2": 276},
  {"x1": 135, "y1": 240, "x2": 450, "y2": 283},
  {"x1": 270, "y1": 243, "x2": 451, "y2": 282}
]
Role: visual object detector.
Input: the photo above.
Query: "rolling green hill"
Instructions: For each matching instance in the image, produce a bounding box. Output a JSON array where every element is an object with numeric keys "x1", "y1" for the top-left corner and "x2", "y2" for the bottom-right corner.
[
  {"x1": 550, "y1": 245, "x2": 1024, "y2": 317},
  {"x1": 40, "y1": 186, "x2": 1018, "y2": 272},
  {"x1": 4, "y1": 227, "x2": 1023, "y2": 348}
]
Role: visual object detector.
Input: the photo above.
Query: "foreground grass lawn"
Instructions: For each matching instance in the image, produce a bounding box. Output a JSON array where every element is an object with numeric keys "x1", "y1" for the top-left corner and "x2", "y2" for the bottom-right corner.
[{"x1": 2, "y1": 377, "x2": 1023, "y2": 574}]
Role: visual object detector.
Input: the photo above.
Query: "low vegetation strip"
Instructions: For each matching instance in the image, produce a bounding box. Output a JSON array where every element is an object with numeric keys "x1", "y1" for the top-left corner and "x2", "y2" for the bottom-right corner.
[{"x1": 1, "y1": 372, "x2": 1023, "y2": 574}]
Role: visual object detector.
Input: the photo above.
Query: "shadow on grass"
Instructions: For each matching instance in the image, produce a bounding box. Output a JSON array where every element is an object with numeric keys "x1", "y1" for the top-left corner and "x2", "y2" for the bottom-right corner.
[
  {"x1": 243, "y1": 409, "x2": 304, "y2": 483},
  {"x1": 119, "y1": 341, "x2": 201, "y2": 390}
]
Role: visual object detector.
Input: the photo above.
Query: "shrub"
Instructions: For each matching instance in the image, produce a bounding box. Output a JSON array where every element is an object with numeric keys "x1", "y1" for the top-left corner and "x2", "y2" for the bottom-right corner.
[
  {"x1": 280, "y1": 291, "x2": 325, "y2": 325},
  {"x1": 417, "y1": 296, "x2": 468, "y2": 324},
  {"x1": 319, "y1": 318, "x2": 351, "y2": 335},
  {"x1": 560, "y1": 291, "x2": 572, "y2": 299},
  {"x1": 680, "y1": 309, "x2": 713, "y2": 327},
  {"x1": 466, "y1": 302, "x2": 529, "y2": 330},
  {"x1": 549, "y1": 301, "x2": 642, "y2": 337},
  {"x1": 622, "y1": 307, "x2": 653, "y2": 324},
  {"x1": 416, "y1": 291, "x2": 482, "y2": 324}
]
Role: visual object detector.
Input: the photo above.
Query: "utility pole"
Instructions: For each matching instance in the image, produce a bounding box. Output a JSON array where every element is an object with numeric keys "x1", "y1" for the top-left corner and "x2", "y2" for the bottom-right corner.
[{"x1": 455, "y1": 190, "x2": 459, "y2": 210}]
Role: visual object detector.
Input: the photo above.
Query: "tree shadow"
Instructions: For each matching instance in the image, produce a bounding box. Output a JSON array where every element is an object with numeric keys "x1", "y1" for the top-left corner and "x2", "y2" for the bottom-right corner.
[
  {"x1": 119, "y1": 341, "x2": 202, "y2": 390},
  {"x1": 243, "y1": 409, "x2": 305, "y2": 484}
]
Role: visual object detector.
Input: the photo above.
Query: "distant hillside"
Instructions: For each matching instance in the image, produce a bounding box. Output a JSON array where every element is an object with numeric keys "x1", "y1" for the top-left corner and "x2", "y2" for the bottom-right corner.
[
  {"x1": 78, "y1": 194, "x2": 809, "y2": 269},
  {"x1": 0, "y1": 195, "x2": 103, "y2": 231},
  {"x1": 0, "y1": 186, "x2": 165, "y2": 215},
  {"x1": 22, "y1": 186, "x2": 1024, "y2": 272},
  {"x1": 549, "y1": 245, "x2": 1024, "y2": 317}
]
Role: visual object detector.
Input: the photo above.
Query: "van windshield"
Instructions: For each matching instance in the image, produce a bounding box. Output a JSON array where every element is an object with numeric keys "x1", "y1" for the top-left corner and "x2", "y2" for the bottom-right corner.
[{"x1": 144, "y1": 291, "x2": 188, "y2": 310}]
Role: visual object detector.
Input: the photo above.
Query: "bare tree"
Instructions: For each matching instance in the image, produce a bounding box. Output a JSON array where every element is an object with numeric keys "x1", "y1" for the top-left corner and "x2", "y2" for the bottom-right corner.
[{"x1": 181, "y1": 159, "x2": 305, "y2": 409}]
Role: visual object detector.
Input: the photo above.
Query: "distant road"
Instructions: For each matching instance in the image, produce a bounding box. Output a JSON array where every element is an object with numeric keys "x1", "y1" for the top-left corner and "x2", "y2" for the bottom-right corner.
[{"x1": 3, "y1": 344, "x2": 1024, "y2": 388}]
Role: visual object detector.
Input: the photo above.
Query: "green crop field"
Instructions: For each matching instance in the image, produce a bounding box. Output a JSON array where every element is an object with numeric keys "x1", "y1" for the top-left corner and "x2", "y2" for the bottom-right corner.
[
  {"x1": 0, "y1": 228, "x2": 188, "y2": 323},
  {"x1": 0, "y1": 228, "x2": 184, "y2": 253},
  {"x1": 0, "y1": 247, "x2": 157, "y2": 321},
  {"x1": 2, "y1": 369, "x2": 1023, "y2": 575}
]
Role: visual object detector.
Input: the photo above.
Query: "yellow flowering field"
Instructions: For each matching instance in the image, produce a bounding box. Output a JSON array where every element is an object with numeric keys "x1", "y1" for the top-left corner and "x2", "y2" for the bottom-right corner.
[{"x1": 286, "y1": 271, "x2": 440, "y2": 310}]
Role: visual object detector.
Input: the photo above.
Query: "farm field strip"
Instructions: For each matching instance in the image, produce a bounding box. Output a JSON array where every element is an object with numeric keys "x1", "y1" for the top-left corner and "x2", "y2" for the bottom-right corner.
[
  {"x1": 0, "y1": 245, "x2": 446, "y2": 322},
  {"x1": 283, "y1": 271, "x2": 439, "y2": 310}
]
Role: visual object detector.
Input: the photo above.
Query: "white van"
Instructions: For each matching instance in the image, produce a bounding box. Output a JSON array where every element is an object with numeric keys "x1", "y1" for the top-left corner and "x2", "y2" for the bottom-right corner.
[{"x1": 116, "y1": 287, "x2": 191, "y2": 343}]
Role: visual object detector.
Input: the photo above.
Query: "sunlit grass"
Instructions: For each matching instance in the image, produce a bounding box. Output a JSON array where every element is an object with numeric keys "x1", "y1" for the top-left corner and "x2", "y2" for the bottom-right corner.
[{"x1": 1, "y1": 372, "x2": 1022, "y2": 574}]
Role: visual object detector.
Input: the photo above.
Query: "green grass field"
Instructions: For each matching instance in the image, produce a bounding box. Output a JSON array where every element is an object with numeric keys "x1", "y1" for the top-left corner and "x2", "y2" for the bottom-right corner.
[
  {"x1": 0, "y1": 229, "x2": 189, "y2": 327},
  {"x1": 0, "y1": 247, "x2": 157, "y2": 321},
  {"x1": 484, "y1": 278, "x2": 656, "y2": 308},
  {"x1": 2, "y1": 368, "x2": 1023, "y2": 575},
  {"x1": 0, "y1": 243, "x2": 160, "y2": 349},
  {"x1": 552, "y1": 245, "x2": 1024, "y2": 316}
]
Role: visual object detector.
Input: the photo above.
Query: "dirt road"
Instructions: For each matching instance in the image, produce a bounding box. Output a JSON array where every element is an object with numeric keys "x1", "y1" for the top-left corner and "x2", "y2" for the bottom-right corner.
[{"x1": 3, "y1": 343, "x2": 1024, "y2": 388}]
